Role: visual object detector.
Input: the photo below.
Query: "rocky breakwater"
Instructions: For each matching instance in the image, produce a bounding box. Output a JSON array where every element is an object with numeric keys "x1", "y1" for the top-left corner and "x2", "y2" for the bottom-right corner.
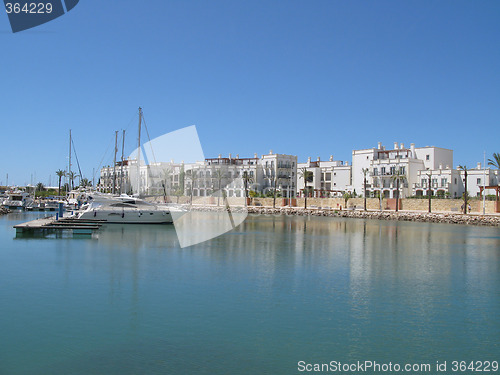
[
  {"x1": 244, "y1": 207, "x2": 500, "y2": 227},
  {"x1": 0, "y1": 206, "x2": 10, "y2": 216}
]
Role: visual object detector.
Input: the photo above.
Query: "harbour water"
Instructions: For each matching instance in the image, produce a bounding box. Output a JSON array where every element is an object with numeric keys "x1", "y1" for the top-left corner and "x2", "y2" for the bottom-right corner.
[{"x1": 1, "y1": 212, "x2": 499, "y2": 374}]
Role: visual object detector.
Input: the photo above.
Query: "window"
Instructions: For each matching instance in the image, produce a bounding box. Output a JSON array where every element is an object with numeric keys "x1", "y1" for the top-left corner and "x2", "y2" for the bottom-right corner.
[
  {"x1": 454, "y1": 178, "x2": 457, "y2": 184},
  {"x1": 477, "y1": 178, "x2": 481, "y2": 184},
  {"x1": 421, "y1": 179, "x2": 427, "y2": 187},
  {"x1": 399, "y1": 166, "x2": 405, "y2": 174},
  {"x1": 373, "y1": 168, "x2": 378, "y2": 176},
  {"x1": 441, "y1": 178, "x2": 447, "y2": 187},
  {"x1": 426, "y1": 155, "x2": 430, "y2": 161},
  {"x1": 390, "y1": 166, "x2": 396, "y2": 174},
  {"x1": 381, "y1": 167, "x2": 386, "y2": 175}
]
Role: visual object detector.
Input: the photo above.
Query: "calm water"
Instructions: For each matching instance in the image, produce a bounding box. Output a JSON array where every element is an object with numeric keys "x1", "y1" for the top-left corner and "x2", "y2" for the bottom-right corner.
[{"x1": 1, "y1": 212, "x2": 499, "y2": 374}]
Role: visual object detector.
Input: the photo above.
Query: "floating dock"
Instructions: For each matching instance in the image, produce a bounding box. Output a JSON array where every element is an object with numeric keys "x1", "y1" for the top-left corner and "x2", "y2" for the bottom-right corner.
[{"x1": 14, "y1": 216, "x2": 103, "y2": 235}]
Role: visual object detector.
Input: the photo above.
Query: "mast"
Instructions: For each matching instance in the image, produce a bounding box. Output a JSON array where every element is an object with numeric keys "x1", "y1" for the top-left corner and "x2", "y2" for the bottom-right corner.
[
  {"x1": 68, "y1": 129, "x2": 72, "y2": 191},
  {"x1": 120, "y1": 130, "x2": 125, "y2": 195},
  {"x1": 112, "y1": 130, "x2": 118, "y2": 195},
  {"x1": 483, "y1": 151, "x2": 486, "y2": 215},
  {"x1": 137, "y1": 107, "x2": 142, "y2": 196}
]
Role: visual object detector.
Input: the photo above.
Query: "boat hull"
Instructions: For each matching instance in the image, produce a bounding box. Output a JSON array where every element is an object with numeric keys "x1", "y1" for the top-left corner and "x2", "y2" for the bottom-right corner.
[{"x1": 77, "y1": 209, "x2": 173, "y2": 224}]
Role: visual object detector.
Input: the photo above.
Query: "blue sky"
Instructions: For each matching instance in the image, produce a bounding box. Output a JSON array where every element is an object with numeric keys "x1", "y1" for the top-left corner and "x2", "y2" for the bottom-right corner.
[{"x1": 1, "y1": 0, "x2": 499, "y2": 186}]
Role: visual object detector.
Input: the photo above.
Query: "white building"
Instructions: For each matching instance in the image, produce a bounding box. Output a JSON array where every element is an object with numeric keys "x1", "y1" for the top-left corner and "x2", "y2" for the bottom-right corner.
[
  {"x1": 414, "y1": 162, "x2": 499, "y2": 199},
  {"x1": 297, "y1": 156, "x2": 351, "y2": 197},
  {"x1": 352, "y1": 142, "x2": 453, "y2": 199},
  {"x1": 98, "y1": 151, "x2": 298, "y2": 198}
]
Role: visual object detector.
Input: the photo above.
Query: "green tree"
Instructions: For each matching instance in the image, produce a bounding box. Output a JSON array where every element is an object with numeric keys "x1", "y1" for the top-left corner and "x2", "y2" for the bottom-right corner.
[
  {"x1": 298, "y1": 167, "x2": 313, "y2": 209},
  {"x1": 56, "y1": 170, "x2": 66, "y2": 196}
]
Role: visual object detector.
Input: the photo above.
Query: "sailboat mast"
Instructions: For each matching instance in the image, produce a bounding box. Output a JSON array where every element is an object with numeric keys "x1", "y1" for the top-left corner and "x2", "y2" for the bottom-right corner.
[
  {"x1": 112, "y1": 130, "x2": 118, "y2": 195},
  {"x1": 68, "y1": 129, "x2": 72, "y2": 191},
  {"x1": 120, "y1": 130, "x2": 125, "y2": 195},
  {"x1": 137, "y1": 107, "x2": 142, "y2": 196}
]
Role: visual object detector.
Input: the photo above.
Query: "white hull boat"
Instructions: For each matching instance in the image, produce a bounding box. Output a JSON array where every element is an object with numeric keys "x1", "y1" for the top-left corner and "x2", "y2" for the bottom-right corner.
[
  {"x1": 75, "y1": 195, "x2": 174, "y2": 224},
  {"x1": 2, "y1": 191, "x2": 33, "y2": 210}
]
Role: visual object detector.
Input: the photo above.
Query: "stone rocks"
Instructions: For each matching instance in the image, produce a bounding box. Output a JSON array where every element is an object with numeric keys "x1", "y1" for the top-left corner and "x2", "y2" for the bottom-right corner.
[
  {"x1": 0, "y1": 207, "x2": 10, "y2": 215},
  {"x1": 178, "y1": 205, "x2": 500, "y2": 227},
  {"x1": 244, "y1": 207, "x2": 500, "y2": 227}
]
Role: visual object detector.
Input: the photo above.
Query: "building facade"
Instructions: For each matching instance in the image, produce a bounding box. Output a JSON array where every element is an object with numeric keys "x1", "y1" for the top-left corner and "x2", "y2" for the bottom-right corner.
[
  {"x1": 352, "y1": 142, "x2": 453, "y2": 199},
  {"x1": 297, "y1": 156, "x2": 351, "y2": 197}
]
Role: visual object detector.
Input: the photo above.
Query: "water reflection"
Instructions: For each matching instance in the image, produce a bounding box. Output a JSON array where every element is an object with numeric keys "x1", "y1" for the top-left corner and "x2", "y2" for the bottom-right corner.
[{"x1": 1, "y1": 213, "x2": 499, "y2": 374}]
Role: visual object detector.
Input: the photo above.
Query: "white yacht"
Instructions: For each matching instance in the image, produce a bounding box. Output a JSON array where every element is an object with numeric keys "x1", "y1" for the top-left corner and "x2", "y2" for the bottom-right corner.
[
  {"x1": 2, "y1": 191, "x2": 33, "y2": 210},
  {"x1": 75, "y1": 195, "x2": 174, "y2": 224}
]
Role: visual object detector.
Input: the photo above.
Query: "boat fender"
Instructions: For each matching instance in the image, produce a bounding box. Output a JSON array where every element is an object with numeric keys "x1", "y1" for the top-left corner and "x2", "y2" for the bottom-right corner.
[
  {"x1": 93, "y1": 210, "x2": 96, "y2": 217},
  {"x1": 122, "y1": 212, "x2": 125, "y2": 218}
]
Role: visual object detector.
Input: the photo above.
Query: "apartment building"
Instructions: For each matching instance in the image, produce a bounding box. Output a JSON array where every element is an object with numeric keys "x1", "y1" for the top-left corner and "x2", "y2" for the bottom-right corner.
[
  {"x1": 297, "y1": 156, "x2": 351, "y2": 197},
  {"x1": 414, "y1": 162, "x2": 499, "y2": 198},
  {"x1": 351, "y1": 142, "x2": 453, "y2": 198},
  {"x1": 98, "y1": 151, "x2": 298, "y2": 198}
]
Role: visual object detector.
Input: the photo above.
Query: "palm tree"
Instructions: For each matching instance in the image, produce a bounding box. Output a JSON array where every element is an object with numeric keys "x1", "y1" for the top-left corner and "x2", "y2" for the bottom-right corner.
[
  {"x1": 458, "y1": 165, "x2": 469, "y2": 214},
  {"x1": 391, "y1": 170, "x2": 406, "y2": 212},
  {"x1": 80, "y1": 178, "x2": 91, "y2": 187},
  {"x1": 343, "y1": 191, "x2": 352, "y2": 209},
  {"x1": 162, "y1": 167, "x2": 172, "y2": 203},
  {"x1": 185, "y1": 169, "x2": 199, "y2": 206},
  {"x1": 35, "y1": 182, "x2": 44, "y2": 198},
  {"x1": 213, "y1": 168, "x2": 226, "y2": 206},
  {"x1": 361, "y1": 168, "x2": 369, "y2": 211},
  {"x1": 67, "y1": 171, "x2": 76, "y2": 190},
  {"x1": 272, "y1": 175, "x2": 279, "y2": 208},
  {"x1": 488, "y1": 152, "x2": 500, "y2": 170},
  {"x1": 56, "y1": 170, "x2": 66, "y2": 196},
  {"x1": 242, "y1": 171, "x2": 253, "y2": 206},
  {"x1": 426, "y1": 172, "x2": 432, "y2": 213},
  {"x1": 377, "y1": 189, "x2": 384, "y2": 211},
  {"x1": 298, "y1": 167, "x2": 313, "y2": 209}
]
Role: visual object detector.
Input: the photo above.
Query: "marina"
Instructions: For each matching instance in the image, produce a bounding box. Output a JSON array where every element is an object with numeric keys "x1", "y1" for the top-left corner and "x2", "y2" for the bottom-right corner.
[{"x1": 1, "y1": 2, "x2": 499, "y2": 374}]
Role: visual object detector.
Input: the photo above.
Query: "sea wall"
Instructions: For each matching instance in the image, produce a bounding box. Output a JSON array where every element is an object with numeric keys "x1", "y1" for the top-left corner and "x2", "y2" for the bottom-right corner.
[
  {"x1": 148, "y1": 196, "x2": 499, "y2": 214},
  {"x1": 170, "y1": 205, "x2": 500, "y2": 227}
]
